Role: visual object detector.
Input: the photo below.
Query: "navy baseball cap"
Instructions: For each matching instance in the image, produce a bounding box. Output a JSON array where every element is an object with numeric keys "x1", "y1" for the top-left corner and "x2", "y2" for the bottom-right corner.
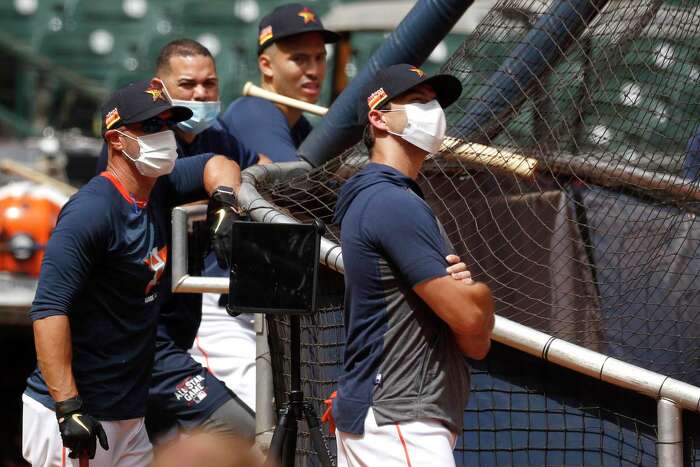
[
  {"x1": 360, "y1": 64, "x2": 463, "y2": 118},
  {"x1": 101, "y1": 79, "x2": 192, "y2": 136},
  {"x1": 257, "y1": 3, "x2": 339, "y2": 54}
]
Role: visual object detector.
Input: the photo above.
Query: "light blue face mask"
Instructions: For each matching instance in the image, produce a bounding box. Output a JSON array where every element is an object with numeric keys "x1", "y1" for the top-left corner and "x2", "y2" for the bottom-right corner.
[{"x1": 171, "y1": 99, "x2": 221, "y2": 134}]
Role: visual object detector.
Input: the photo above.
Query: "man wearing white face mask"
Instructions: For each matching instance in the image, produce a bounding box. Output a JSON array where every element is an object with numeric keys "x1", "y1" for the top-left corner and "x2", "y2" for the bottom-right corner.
[
  {"x1": 22, "y1": 79, "x2": 243, "y2": 467},
  {"x1": 94, "y1": 40, "x2": 260, "y2": 444},
  {"x1": 96, "y1": 39, "x2": 267, "y2": 173},
  {"x1": 329, "y1": 65, "x2": 495, "y2": 466}
]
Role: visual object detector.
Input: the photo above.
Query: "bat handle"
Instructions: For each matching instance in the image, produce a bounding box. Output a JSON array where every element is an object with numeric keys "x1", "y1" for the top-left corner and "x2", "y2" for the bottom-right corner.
[{"x1": 79, "y1": 451, "x2": 89, "y2": 467}]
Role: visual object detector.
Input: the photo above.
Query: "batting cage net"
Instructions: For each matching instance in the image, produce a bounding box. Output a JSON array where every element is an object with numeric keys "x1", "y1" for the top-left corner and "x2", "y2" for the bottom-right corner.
[{"x1": 263, "y1": 0, "x2": 700, "y2": 464}]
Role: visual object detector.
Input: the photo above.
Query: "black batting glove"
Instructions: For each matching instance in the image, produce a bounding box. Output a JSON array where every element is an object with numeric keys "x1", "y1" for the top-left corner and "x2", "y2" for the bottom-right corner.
[
  {"x1": 207, "y1": 186, "x2": 240, "y2": 269},
  {"x1": 55, "y1": 396, "x2": 109, "y2": 459}
]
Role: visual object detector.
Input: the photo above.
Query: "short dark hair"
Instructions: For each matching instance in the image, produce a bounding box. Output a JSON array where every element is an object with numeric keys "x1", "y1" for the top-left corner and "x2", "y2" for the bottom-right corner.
[
  {"x1": 363, "y1": 100, "x2": 396, "y2": 152},
  {"x1": 363, "y1": 123, "x2": 375, "y2": 152},
  {"x1": 156, "y1": 39, "x2": 214, "y2": 74}
]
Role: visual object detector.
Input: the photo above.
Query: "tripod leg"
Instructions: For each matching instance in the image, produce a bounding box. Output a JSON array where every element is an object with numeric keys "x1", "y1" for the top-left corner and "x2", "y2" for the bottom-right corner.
[
  {"x1": 303, "y1": 402, "x2": 335, "y2": 467},
  {"x1": 267, "y1": 408, "x2": 289, "y2": 466},
  {"x1": 281, "y1": 417, "x2": 297, "y2": 467}
]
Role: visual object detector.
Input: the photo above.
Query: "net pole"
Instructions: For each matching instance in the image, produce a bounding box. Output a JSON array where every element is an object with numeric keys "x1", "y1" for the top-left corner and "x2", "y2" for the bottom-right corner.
[
  {"x1": 298, "y1": 0, "x2": 475, "y2": 167},
  {"x1": 457, "y1": 0, "x2": 609, "y2": 142},
  {"x1": 657, "y1": 398, "x2": 683, "y2": 467}
]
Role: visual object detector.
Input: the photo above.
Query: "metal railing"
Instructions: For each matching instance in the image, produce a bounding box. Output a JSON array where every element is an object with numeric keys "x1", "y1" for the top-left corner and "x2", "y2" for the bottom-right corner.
[{"x1": 171, "y1": 161, "x2": 700, "y2": 466}]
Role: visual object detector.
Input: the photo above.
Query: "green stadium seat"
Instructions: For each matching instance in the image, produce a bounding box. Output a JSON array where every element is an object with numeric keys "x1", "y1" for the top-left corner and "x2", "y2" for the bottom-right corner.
[
  {"x1": 181, "y1": 0, "x2": 247, "y2": 28},
  {"x1": 110, "y1": 69, "x2": 153, "y2": 89},
  {"x1": 74, "y1": 0, "x2": 163, "y2": 56},
  {"x1": 38, "y1": 28, "x2": 132, "y2": 85},
  {"x1": 77, "y1": 1, "x2": 150, "y2": 27},
  {"x1": 0, "y1": 0, "x2": 66, "y2": 46}
]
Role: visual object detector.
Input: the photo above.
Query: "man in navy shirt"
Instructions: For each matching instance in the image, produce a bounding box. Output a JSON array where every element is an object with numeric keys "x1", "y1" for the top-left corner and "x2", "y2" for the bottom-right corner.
[
  {"x1": 22, "y1": 80, "x2": 241, "y2": 467},
  {"x1": 95, "y1": 40, "x2": 259, "y2": 444},
  {"x1": 331, "y1": 65, "x2": 495, "y2": 466},
  {"x1": 221, "y1": 3, "x2": 339, "y2": 162},
  {"x1": 193, "y1": 5, "x2": 338, "y2": 420}
]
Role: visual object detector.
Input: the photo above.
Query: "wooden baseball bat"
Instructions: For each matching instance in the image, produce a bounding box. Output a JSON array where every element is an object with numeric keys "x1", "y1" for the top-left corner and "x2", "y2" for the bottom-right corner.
[
  {"x1": 440, "y1": 137, "x2": 538, "y2": 178},
  {"x1": 79, "y1": 452, "x2": 89, "y2": 467},
  {"x1": 241, "y1": 81, "x2": 538, "y2": 178},
  {"x1": 0, "y1": 159, "x2": 77, "y2": 195},
  {"x1": 242, "y1": 82, "x2": 329, "y2": 116}
]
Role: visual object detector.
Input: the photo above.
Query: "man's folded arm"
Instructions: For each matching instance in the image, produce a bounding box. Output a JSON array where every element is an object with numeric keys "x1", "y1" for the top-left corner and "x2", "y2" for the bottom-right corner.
[{"x1": 414, "y1": 276, "x2": 494, "y2": 360}]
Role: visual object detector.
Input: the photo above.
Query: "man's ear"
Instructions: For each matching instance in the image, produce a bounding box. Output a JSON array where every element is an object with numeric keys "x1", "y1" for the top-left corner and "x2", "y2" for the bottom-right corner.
[
  {"x1": 104, "y1": 130, "x2": 125, "y2": 152},
  {"x1": 258, "y1": 53, "x2": 274, "y2": 79},
  {"x1": 367, "y1": 109, "x2": 388, "y2": 133}
]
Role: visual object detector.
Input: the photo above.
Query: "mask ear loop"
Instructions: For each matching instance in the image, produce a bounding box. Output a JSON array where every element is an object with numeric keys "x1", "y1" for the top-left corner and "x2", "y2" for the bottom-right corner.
[
  {"x1": 113, "y1": 130, "x2": 140, "y2": 162},
  {"x1": 376, "y1": 107, "x2": 407, "y2": 138},
  {"x1": 153, "y1": 77, "x2": 174, "y2": 103}
]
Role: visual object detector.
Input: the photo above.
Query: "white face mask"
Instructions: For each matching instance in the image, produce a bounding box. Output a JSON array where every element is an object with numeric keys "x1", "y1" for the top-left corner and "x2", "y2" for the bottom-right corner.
[
  {"x1": 171, "y1": 99, "x2": 221, "y2": 134},
  {"x1": 116, "y1": 129, "x2": 179, "y2": 178},
  {"x1": 382, "y1": 99, "x2": 446, "y2": 154}
]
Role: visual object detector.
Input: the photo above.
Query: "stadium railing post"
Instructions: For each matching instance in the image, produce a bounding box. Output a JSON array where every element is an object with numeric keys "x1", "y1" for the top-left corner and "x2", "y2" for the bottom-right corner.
[
  {"x1": 657, "y1": 398, "x2": 683, "y2": 467},
  {"x1": 255, "y1": 314, "x2": 275, "y2": 448}
]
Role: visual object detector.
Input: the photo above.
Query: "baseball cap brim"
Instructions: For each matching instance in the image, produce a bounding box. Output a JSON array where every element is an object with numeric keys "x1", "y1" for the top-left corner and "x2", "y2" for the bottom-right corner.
[
  {"x1": 278, "y1": 29, "x2": 340, "y2": 44},
  {"x1": 259, "y1": 29, "x2": 340, "y2": 53},
  {"x1": 390, "y1": 73, "x2": 462, "y2": 109},
  {"x1": 121, "y1": 103, "x2": 192, "y2": 127}
]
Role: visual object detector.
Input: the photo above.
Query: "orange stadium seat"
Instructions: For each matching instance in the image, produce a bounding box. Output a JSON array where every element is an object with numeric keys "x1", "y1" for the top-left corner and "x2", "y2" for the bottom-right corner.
[{"x1": 0, "y1": 182, "x2": 66, "y2": 277}]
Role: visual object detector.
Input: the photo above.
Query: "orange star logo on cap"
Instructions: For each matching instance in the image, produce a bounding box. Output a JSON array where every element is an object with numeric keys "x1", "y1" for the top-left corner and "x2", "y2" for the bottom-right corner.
[
  {"x1": 298, "y1": 7, "x2": 316, "y2": 24},
  {"x1": 409, "y1": 66, "x2": 425, "y2": 78},
  {"x1": 145, "y1": 87, "x2": 165, "y2": 102}
]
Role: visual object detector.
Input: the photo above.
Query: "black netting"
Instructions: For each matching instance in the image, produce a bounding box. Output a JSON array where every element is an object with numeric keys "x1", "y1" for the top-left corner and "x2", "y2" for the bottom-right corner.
[{"x1": 263, "y1": 0, "x2": 700, "y2": 464}]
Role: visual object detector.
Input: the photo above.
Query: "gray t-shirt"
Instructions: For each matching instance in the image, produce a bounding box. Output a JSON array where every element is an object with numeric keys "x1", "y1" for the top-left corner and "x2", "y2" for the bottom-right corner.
[{"x1": 332, "y1": 163, "x2": 471, "y2": 435}]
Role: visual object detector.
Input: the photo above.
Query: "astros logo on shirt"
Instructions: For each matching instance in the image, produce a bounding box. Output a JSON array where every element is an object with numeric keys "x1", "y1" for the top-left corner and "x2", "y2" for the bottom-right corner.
[{"x1": 144, "y1": 245, "x2": 168, "y2": 296}]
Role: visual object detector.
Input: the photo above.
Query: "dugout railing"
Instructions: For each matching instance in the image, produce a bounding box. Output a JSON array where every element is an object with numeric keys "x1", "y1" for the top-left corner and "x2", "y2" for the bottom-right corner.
[{"x1": 172, "y1": 160, "x2": 700, "y2": 467}]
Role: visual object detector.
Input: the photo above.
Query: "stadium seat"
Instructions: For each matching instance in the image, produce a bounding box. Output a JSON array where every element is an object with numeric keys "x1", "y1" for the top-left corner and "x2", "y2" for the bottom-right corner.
[
  {"x1": 0, "y1": 0, "x2": 66, "y2": 46},
  {"x1": 38, "y1": 28, "x2": 132, "y2": 85},
  {"x1": 74, "y1": 0, "x2": 164, "y2": 57},
  {"x1": 111, "y1": 69, "x2": 153, "y2": 89},
  {"x1": 180, "y1": 0, "x2": 247, "y2": 28},
  {"x1": 77, "y1": 1, "x2": 150, "y2": 27}
]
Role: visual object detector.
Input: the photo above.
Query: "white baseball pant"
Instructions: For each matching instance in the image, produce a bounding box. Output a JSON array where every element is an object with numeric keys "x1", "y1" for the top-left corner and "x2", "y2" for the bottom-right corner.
[
  {"x1": 22, "y1": 394, "x2": 152, "y2": 467},
  {"x1": 190, "y1": 293, "x2": 256, "y2": 411},
  {"x1": 335, "y1": 408, "x2": 457, "y2": 467}
]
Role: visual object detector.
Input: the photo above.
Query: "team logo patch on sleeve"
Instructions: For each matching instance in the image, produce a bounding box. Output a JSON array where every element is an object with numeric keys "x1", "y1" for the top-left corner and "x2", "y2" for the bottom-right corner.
[
  {"x1": 367, "y1": 88, "x2": 389, "y2": 110},
  {"x1": 409, "y1": 66, "x2": 425, "y2": 78},
  {"x1": 259, "y1": 26, "x2": 273, "y2": 46},
  {"x1": 105, "y1": 108, "x2": 120, "y2": 129},
  {"x1": 297, "y1": 7, "x2": 316, "y2": 24}
]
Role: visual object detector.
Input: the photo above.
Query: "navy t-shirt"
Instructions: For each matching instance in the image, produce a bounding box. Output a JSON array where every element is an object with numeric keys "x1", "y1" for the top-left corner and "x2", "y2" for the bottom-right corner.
[
  {"x1": 95, "y1": 121, "x2": 256, "y2": 350},
  {"x1": 221, "y1": 96, "x2": 312, "y2": 162},
  {"x1": 25, "y1": 154, "x2": 213, "y2": 420},
  {"x1": 94, "y1": 118, "x2": 259, "y2": 173},
  {"x1": 332, "y1": 163, "x2": 470, "y2": 434}
]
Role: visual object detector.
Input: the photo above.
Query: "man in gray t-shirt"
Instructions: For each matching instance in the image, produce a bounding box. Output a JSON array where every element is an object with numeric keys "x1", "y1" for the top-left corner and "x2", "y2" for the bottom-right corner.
[{"x1": 332, "y1": 64, "x2": 495, "y2": 466}]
